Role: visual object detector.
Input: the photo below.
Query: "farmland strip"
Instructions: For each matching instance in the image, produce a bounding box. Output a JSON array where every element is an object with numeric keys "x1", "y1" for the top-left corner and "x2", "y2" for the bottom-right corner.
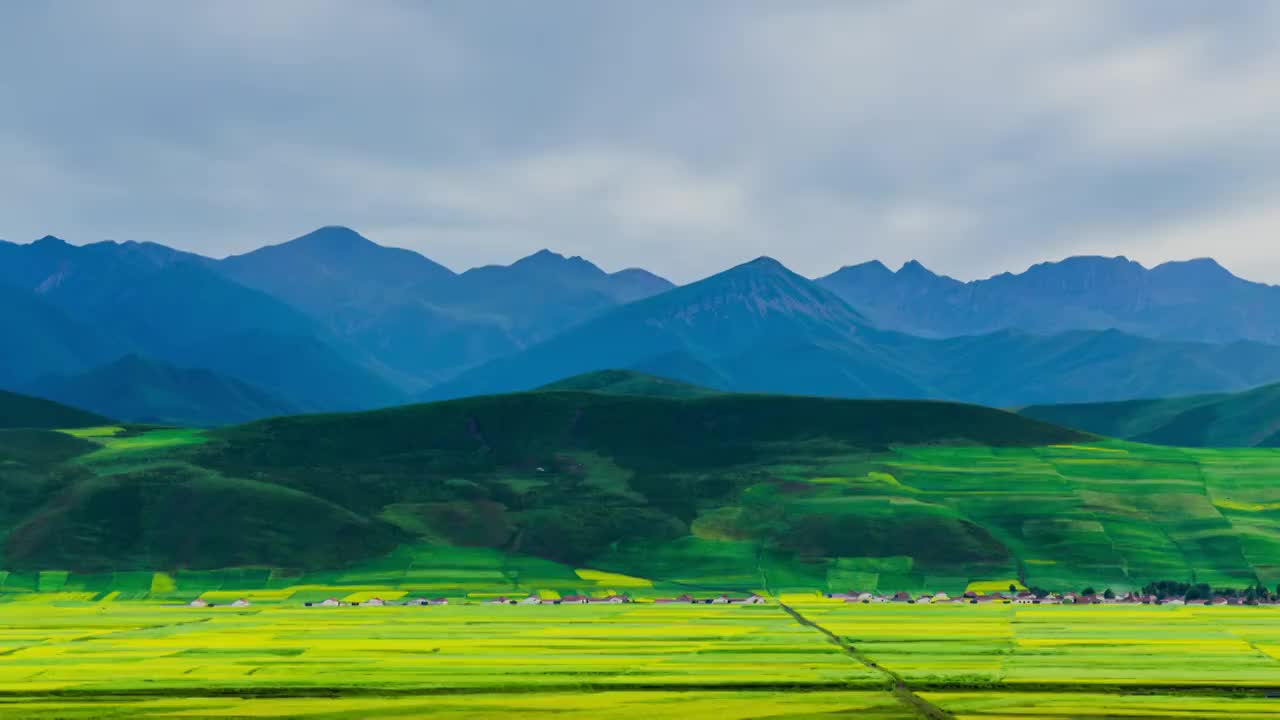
[{"x1": 777, "y1": 601, "x2": 954, "y2": 720}]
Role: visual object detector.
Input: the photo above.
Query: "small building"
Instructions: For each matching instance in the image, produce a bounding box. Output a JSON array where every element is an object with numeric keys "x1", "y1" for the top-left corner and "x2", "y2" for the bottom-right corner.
[
  {"x1": 655, "y1": 594, "x2": 696, "y2": 604},
  {"x1": 187, "y1": 598, "x2": 209, "y2": 608},
  {"x1": 1013, "y1": 593, "x2": 1038, "y2": 605},
  {"x1": 932, "y1": 592, "x2": 950, "y2": 602},
  {"x1": 891, "y1": 592, "x2": 912, "y2": 603},
  {"x1": 560, "y1": 595, "x2": 590, "y2": 604},
  {"x1": 738, "y1": 594, "x2": 767, "y2": 605},
  {"x1": 428, "y1": 597, "x2": 449, "y2": 606},
  {"x1": 362, "y1": 597, "x2": 386, "y2": 607},
  {"x1": 229, "y1": 598, "x2": 251, "y2": 608},
  {"x1": 590, "y1": 594, "x2": 629, "y2": 604},
  {"x1": 486, "y1": 596, "x2": 513, "y2": 605},
  {"x1": 710, "y1": 594, "x2": 732, "y2": 604},
  {"x1": 403, "y1": 598, "x2": 430, "y2": 606},
  {"x1": 519, "y1": 594, "x2": 542, "y2": 605},
  {"x1": 1210, "y1": 596, "x2": 1229, "y2": 606},
  {"x1": 318, "y1": 597, "x2": 341, "y2": 607}
]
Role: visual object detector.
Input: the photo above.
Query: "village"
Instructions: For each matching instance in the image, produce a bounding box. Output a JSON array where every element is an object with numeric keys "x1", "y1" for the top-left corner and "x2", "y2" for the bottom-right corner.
[
  {"x1": 181, "y1": 587, "x2": 1280, "y2": 608},
  {"x1": 829, "y1": 589, "x2": 1280, "y2": 606}
]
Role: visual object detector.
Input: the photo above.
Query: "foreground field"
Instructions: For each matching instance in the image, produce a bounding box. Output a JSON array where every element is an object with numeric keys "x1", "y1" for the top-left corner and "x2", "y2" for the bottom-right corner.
[{"x1": 2, "y1": 601, "x2": 1279, "y2": 718}]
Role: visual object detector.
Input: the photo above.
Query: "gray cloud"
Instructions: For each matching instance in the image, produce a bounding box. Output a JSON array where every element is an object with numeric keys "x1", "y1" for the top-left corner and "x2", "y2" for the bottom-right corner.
[{"x1": 3, "y1": 1, "x2": 1279, "y2": 283}]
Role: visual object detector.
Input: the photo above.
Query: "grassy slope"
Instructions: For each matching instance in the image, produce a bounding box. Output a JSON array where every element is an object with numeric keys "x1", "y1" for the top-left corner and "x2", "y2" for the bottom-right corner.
[
  {"x1": 1021, "y1": 381, "x2": 1280, "y2": 447},
  {"x1": 0, "y1": 389, "x2": 111, "y2": 430},
  {"x1": 537, "y1": 369, "x2": 719, "y2": 398},
  {"x1": 3, "y1": 390, "x2": 1280, "y2": 594}
]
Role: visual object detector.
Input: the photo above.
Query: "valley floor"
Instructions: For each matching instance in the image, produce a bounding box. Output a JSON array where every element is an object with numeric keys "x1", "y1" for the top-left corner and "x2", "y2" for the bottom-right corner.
[{"x1": 2, "y1": 601, "x2": 1279, "y2": 718}]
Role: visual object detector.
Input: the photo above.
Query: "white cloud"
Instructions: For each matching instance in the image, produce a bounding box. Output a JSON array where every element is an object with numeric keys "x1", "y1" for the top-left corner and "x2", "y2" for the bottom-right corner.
[{"x1": 4, "y1": 1, "x2": 1280, "y2": 283}]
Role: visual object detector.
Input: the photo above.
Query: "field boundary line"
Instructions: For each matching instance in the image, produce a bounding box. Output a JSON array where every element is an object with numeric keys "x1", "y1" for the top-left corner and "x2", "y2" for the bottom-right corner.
[{"x1": 777, "y1": 601, "x2": 954, "y2": 720}]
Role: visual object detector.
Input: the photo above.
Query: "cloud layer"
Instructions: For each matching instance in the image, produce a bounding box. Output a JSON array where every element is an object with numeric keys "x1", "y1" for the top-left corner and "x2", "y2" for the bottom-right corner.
[{"x1": 3, "y1": 1, "x2": 1279, "y2": 283}]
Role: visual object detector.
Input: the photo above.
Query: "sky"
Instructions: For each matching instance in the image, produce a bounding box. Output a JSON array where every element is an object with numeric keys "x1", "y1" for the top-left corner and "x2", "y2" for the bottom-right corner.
[{"x1": 3, "y1": 1, "x2": 1280, "y2": 284}]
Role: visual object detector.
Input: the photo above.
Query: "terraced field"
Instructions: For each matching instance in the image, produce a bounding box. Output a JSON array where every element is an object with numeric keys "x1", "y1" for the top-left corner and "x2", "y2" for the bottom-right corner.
[{"x1": 2, "y1": 600, "x2": 1279, "y2": 718}]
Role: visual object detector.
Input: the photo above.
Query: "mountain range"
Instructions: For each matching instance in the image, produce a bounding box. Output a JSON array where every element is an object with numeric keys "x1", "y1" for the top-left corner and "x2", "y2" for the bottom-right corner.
[
  {"x1": 818, "y1": 255, "x2": 1280, "y2": 344},
  {"x1": 5, "y1": 226, "x2": 1280, "y2": 425}
]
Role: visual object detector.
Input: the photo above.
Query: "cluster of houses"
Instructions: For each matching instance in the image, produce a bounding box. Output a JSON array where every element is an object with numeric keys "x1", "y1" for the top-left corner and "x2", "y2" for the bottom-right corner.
[
  {"x1": 187, "y1": 588, "x2": 1270, "y2": 608},
  {"x1": 654, "y1": 593, "x2": 767, "y2": 604},
  {"x1": 828, "y1": 590, "x2": 1277, "y2": 606},
  {"x1": 188, "y1": 592, "x2": 771, "y2": 607},
  {"x1": 300, "y1": 597, "x2": 450, "y2": 607},
  {"x1": 185, "y1": 598, "x2": 252, "y2": 608}
]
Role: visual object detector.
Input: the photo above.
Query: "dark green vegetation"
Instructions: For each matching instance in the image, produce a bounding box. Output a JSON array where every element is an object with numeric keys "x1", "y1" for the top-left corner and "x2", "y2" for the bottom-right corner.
[
  {"x1": 0, "y1": 390, "x2": 1093, "y2": 580},
  {"x1": 14, "y1": 387, "x2": 1280, "y2": 596},
  {"x1": 537, "y1": 369, "x2": 718, "y2": 398},
  {"x1": 0, "y1": 388, "x2": 108, "y2": 430},
  {"x1": 29, "y1": 354, "x2": 297, "y2": 427},
  {"x1": 1022, "y1": 381, "x2": 1280, "y2": 447}
]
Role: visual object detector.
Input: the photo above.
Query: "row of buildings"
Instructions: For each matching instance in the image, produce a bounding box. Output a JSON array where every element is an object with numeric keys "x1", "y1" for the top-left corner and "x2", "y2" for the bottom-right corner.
[{"x1": 829, "y1": 590, "x2": 1278, "y2": 606}]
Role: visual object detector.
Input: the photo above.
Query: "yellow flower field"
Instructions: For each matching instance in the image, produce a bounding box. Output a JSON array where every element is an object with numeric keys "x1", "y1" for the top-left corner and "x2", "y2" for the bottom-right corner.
[{"x1": 1, "y1": 600, "x2": 1279, "y2": 717}]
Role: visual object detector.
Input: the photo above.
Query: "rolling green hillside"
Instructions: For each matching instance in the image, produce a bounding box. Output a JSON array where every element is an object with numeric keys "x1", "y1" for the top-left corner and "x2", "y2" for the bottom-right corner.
[
  {"x1": 538, "y1": 370, "x2": 718, "y2": 398},
  {"x1": 3, "y1": 390, "x2": 1280, "y2": 595},
  {"x1": 0, "y1": 388, "x2": 110, "y2": 430},
  {"x1": 1021, "y1": 381, "x2": 1280, "y2": 447}
]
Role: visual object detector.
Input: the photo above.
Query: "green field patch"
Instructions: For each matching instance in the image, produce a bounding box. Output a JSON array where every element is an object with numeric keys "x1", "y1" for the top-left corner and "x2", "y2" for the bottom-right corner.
[
  {"x1": 75, "y1": 428, "x2": 208, "y2": 466},
  {"x1": 57, "y1": 426, "x2": 127, "y2": 440}
]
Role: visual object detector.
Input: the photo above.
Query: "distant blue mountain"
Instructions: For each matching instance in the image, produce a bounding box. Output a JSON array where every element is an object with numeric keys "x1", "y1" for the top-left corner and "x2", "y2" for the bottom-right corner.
[
  {"x1": 219, "y1": 229, "x2": 674, "y2": 387},
  {"x1": 7, "y1": 227, "x2": 1280, "y2": 416},
  {"x1": 28, "y1": 354, "x2": 298, "y2": 427},
  {"x1": 818, "y1": 255, "x2": 1280, "y2": 344},
  {"x1": 0, "y1": 233, "x2": 401, "y2": 414},
  {"x1": 427, "y1": 257, "x2": 1280, "y2": 406}
]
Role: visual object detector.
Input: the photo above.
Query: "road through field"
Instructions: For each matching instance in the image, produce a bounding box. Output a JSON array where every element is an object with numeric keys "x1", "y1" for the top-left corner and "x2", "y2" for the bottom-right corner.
[{"x1": 778, "y1": 600, "x2": 954, "y2": 719}]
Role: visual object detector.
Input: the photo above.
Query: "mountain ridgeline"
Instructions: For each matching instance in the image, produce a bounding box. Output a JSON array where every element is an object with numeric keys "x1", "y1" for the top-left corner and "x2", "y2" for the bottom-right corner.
[
  {"x1": 426, "y1": 257, "x2": 1280, "y2": 408},
  {"x1": 817, "y1": 255, "x2": 1280, "y2": 344},
  {"x1": 1020, "y1": 381, "x2": 1280, "y2": 448},
  {"x1": 5, "y1": 226, "x2": 1280, "y2": 426}
]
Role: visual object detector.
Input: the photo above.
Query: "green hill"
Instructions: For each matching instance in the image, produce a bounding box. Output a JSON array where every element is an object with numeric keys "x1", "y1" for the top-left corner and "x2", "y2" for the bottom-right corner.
[
  {"x1": 0, "y1": 388, "x2": 111, "y2": 430},
  {"x1": 5, "y1": 389, "x2": 1280, "y2": 595},
  {"x1": 538, "y1": 370, "x2": 718, "y2": 398},
  {"x1": 1020, "y1": 382, "x2": 1280, "y2": 447}
]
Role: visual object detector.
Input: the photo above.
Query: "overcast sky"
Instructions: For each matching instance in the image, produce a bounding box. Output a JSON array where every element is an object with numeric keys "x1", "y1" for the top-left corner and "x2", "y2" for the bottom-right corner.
[{"x1": 3, "y1": 2, "x2": 1280, "y2": 283}]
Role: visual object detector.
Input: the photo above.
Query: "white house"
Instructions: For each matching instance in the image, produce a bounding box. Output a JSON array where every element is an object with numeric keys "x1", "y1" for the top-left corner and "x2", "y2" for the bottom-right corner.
[
  {"x1": 187, "y1": 598, "x2": 209, "y2": 608},
  {"x1": 230, "y1": 598, "x2": 251, "y2": 608}
]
